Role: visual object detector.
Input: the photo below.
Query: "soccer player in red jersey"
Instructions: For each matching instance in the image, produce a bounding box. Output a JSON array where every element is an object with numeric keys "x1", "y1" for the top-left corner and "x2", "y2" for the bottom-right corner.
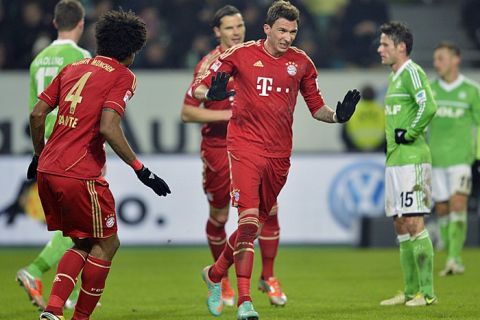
[
  {"x1": 182, "y1": 5, "x2": 286, "y2": 307},
  {"x1": 192, "y1": 1, "x2": 360, "y2": 318},
  {"x1": 28, "y1": 9, "x2": 171, "y2": 320}
]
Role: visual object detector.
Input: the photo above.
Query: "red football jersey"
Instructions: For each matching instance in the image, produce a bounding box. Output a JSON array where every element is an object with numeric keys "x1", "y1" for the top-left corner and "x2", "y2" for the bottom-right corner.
[
  {"x1": 195, "y1": 40, "x2": 325, "y2": 158},
  {"x1": 184, "y1": 45, "x2": 234, "y2": 148},
  {"x1": 37, "y1": 56, "x2": 136, "y2": 179}
]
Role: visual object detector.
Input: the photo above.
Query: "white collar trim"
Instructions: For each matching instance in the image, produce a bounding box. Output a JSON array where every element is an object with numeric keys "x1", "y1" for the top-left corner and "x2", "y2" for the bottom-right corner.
[
  {"x1": 438, "y1": 74, "x2": 464, "y2": 92},
  {"x1": 392, "y1": 59, "x2": 412, "y2": 81}
]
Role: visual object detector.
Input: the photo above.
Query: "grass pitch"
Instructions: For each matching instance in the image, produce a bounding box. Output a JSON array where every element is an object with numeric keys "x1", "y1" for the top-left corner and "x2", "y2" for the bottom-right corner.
[{"x1": 1, "y1": 246, "x2": 479, "y2": 319}]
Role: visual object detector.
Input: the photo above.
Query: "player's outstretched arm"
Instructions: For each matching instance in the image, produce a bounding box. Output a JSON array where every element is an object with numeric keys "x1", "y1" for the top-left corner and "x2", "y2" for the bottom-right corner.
[
  {"x1": 100, "y1": 108, "x2": 171, "y2": 197},
  {"x1": 27, "y1": 100, "x2": 52, "y2": 179},
  {"x1": 181, "y1": 103, "x2": 232, "y2": 123}
]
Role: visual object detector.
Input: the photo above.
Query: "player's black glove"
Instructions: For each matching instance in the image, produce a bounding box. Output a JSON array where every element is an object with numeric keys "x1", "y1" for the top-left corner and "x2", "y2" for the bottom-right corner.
[
  {"x1": 27, "y1": 154, "x2": 39, "y2": 180},
  {"x1": 206, "y1": 72, "x2": 235, "y2": 101},
  {"x1": 394, "y1": 128, "x2": 414, "y2": 144},
  {"x1": 135, "y1": 166, "x2": 171, "y2": 197},
  {"x1": 335, "y1": 89, "x2": 361, "y2": 123}
]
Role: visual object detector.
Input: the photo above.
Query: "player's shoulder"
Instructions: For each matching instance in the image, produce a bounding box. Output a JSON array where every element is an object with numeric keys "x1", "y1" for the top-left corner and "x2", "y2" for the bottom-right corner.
[
  {"x1": 462, "y1": 76, "x2": 480, "y2": 91},
  {"x1": 220, "y1": 40, "x2": 258, "y2": 58},
  {"x1": 195, "y1": 47, "x2": 223, "y2": 74},
  {"x1": 289, "y1": 46, "x2": 316, "y2": 66}
]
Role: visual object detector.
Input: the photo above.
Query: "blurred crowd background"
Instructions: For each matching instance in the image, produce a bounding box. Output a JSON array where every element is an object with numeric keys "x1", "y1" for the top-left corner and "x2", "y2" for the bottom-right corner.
[{"x1": 1, "y1": 0, "x2": 480, "y2": 70}]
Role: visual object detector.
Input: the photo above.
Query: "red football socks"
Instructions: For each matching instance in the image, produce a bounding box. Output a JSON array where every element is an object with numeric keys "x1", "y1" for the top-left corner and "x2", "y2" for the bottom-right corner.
[
  {"x1": 206, "y1": 217, "x2": 227, "y2": 261},
  {"x1": 45, "y1": 249, "x2": 87, "y2": 316},
  {"x1": 72, "y1": 255, "x2": 111, "y2": 320},
  {"x1": 209, "y1": 230, "x2": 237, "y2": 283},
  {"x1": 259, "y1": 214, "x2": 280, "y2": 280}
]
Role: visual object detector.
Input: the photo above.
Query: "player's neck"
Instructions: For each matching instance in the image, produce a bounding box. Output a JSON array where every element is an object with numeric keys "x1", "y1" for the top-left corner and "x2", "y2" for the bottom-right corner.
[
  {"x1": 391, "y1": 56, "x2": 409, "y2": 73},
  {"x1": 263, "y1": 39, "x2": 284, "y2": 58},
  {"x1": 57, "y1": 30, "x2": 80, "y2": 44},
  {"x1": 441, "y1": 71, "x2": 459, "y2": 84}
]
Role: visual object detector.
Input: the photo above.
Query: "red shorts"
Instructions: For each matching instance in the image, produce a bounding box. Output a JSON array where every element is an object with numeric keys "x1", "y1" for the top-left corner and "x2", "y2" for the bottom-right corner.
[
  {"x1": 228, "y1": 150, "x2": 290, "y2": 222},
  {"x1": 37, "y1": 172, "x2": 117, "y2": 239},
  {"x1": 201, "y1": 146, "x2": 230, "y2": 208}
]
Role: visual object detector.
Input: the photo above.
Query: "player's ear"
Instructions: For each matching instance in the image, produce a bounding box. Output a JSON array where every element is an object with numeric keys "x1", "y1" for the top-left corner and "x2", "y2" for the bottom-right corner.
[
  {"x1": 53, "y1": 18, "x2": 58, "y2": 29},
  {"x1": 213, "y1": 26, "x2": 221, "y2": 39},
  {"x1": 263, "y1": 24, "x2": 271, "y2": 36}
]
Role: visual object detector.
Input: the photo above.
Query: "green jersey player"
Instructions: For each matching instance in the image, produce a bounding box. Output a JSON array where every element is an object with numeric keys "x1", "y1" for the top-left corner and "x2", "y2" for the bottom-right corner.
[
  {"x1": 429, "y1": 42, "x2": 480, "y2": 276},
  {"x1": 16, "y1": 0, "x2": 90, "y2": 310},
  {"x1": 378, "y1": 21, "x2": 438, "y2": 307}
]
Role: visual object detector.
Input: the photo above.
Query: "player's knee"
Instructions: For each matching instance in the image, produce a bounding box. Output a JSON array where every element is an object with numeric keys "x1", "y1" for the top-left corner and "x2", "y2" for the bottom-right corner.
[{"x1": 209, "y1": 205, "x2": 229, "y2": 224}]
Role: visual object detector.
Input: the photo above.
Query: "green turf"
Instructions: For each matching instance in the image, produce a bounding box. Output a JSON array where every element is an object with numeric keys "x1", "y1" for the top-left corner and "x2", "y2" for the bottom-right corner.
[{"x1": 1, "y1": 246, "x2": 479, "y2": 319}]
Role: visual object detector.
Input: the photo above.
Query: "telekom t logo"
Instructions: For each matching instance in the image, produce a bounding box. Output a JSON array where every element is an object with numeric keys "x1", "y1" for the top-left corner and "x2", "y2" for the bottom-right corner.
[
  {"x1": 256, "y1": 76, "x2": 290, "y2": 96},
  {"x1": 257, "y1": 77, "x2": 273, "y2": 96}
]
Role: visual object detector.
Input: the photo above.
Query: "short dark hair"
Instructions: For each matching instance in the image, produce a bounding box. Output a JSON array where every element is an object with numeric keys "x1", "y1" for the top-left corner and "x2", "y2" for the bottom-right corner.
[
  {"x1": 380, "y1": 21, "x2": 413, "y2": 55},
  {"x1": 95, "y1": 9, "x2": 147, "y2": 62},
  {"x1": 265, "y1": 0, "x2": 300, "y2": 27},
  {"x1": 54, "y1": 0, "x2": 85, "y2": 32},
  {"x1": 211, "y1": 5, "x2": 241, "y2": 28},
  {"x1": 435, "y1": 41, "x2": 460, "y2": 57}
]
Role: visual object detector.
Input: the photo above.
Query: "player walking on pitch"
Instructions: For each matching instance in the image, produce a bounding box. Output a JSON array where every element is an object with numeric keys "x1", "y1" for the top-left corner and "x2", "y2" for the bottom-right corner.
[
  {"x1": 192, "y1": 1, "x2": 360, "y2": 318},
  {"x1": 29, "y1": 9, "x2": 170, "y2": 320},
  {"x1": 16, "y1": 0, "x2": 91, "y2": 310},
  {"x1": 429, "y1": 41, "x2": 480, "y2": 276},
  {"x1": 181, "y1": 5, "x2": 287, "y2": 307}
]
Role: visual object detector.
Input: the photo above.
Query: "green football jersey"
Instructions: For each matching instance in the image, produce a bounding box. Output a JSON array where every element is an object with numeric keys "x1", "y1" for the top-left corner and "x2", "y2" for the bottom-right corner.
[
  {"x1": 429, "y1": 75, "x2": 480, "y2": 167},
  {"x1": 384, "y1": 60, "x2": 437, "y2": 166},
  {"x1": 29, "y1": 39, "x2": 90, "y2": 138}
]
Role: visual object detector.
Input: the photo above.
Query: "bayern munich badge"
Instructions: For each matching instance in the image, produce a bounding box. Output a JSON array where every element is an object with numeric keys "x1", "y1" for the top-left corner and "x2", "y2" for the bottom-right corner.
[{"x1": 286, "y1": 61, "x2": 298, "y2": 76}]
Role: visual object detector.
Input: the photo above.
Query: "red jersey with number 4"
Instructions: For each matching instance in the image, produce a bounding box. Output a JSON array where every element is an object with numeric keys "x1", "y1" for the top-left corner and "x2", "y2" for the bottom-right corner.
[
  {"x1": 184, "y1": 45, "x2": 234, "y2": 148},
  {"x1": 195, "y1": 39, "x2": 325, "y2": 158},
  {"x1": 37, "y1": 55, "x2": 136, "y2": 179}
]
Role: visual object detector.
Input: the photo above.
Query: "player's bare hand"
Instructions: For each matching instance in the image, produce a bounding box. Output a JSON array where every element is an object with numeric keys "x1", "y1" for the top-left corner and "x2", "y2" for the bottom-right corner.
[
  {"x1": 206, "y1": 72, "x2": 235, "y2": 101},
  {"x1": 135, "y1": 166, "x2": 171, "y2": 197},
  {"x1": 335, "y1": 89, "x2": 361, "y2": 123}
]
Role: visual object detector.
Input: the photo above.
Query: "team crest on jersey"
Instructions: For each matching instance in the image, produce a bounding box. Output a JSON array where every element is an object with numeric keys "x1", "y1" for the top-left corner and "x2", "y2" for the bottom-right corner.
[
  {"x1": 105, "y1": 214, "x2": 116, "y2": 228},
  {"x1": 395, "y1": 81, "x2": 402, "y2": 89},
  {"x1": 211, "y1": 60, "x2": 222, "y2": 72},
  {"x1": 286, "y1": 61, "x2": 298, "y2": 76},
  {"x1": 123, "y1": 90, "x2": 132, "y2": 103},
  {"x1": 458, "y1": 91, "x2": 466, "y2": 100},
  {"x1": 230, "y1": 189, "x2": 240, "y2": 207}
]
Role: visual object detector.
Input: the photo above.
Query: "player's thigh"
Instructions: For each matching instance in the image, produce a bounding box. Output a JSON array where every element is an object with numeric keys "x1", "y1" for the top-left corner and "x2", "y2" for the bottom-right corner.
[
  {"x1": 37, "y1": 172, "x2": 62, "y2": 231},
  {"x1": 432, "y1": 167, "x2": 449, "y2": 202},
  {"x1": 385, "y1": 164, "x2": 432, "y2": 217},
  {"x1": 447, "y1": 164, "x2": 472, "y2": 197},
  {"x1": 259, "y1": 157, "x2": 290, "y2": 220},
  {"x1": 228, "y1": 150, "x2": 264, "y2": 210},
  {"x1": 56, "y1": 177, "x2": 117, "y2": 239},
  {"x1": 201, "y1": 147, "x2": 230, "y2": 209}
]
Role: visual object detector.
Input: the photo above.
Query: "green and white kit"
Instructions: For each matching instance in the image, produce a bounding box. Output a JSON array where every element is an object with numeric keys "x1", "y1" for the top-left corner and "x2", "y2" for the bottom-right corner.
[
  {"x1": 383, "y1": 59, "x2": 437, "y2": 216},
  {"x1": 29, "y1": 39, "x2": 90, "y2": 138}
]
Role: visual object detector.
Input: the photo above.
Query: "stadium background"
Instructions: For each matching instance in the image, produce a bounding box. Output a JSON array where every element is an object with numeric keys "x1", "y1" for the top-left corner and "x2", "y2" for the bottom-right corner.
[
  {"x1": 1, "y1": 0, "x2": 479, "y2": 246},
  {"x1": 1, "y1": 1, "x2": 480, "y2": 319}
]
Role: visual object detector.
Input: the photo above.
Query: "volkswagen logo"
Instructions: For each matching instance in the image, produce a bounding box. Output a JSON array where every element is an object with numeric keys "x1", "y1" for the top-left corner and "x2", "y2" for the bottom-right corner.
[{"x1": 328, "y1": 162, "x2": 385, "y2": 229}]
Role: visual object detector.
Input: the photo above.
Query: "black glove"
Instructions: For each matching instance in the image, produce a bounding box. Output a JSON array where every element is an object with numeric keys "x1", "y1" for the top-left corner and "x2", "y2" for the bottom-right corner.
[
  {"x1": 135, "y1": 166, "x2": 171, "y2": 197},
  {"x1": 206, "y1": 72, "x2": 235, "y2": 101},
  {"x1": 394, "y1": 128, "x2": 414, "y2": 144},
  {"x1": 335, "y1": 89, "x2": 361, "y2": 123},
  {"x1": 27, "y1": 154, "x2": 39, "y2": 180}
]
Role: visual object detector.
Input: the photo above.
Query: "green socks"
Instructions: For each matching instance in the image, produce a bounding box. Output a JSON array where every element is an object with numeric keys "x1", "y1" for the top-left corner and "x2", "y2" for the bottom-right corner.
[
  {"x1": 412, "y1": 229, "x2": 435, "y2": 298},
  {"x1": 398, "y1": 234, "x2": 418, "y2": 298},
  {"x1": 438, "y1": 215, "x2": 449, "y2": 250},
  {"x1": 26, "y1": 231, "x2": 74, "y2": 278},
  {"x1": 448, "y1": 212, "x2": 467, "y2": 264}
]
